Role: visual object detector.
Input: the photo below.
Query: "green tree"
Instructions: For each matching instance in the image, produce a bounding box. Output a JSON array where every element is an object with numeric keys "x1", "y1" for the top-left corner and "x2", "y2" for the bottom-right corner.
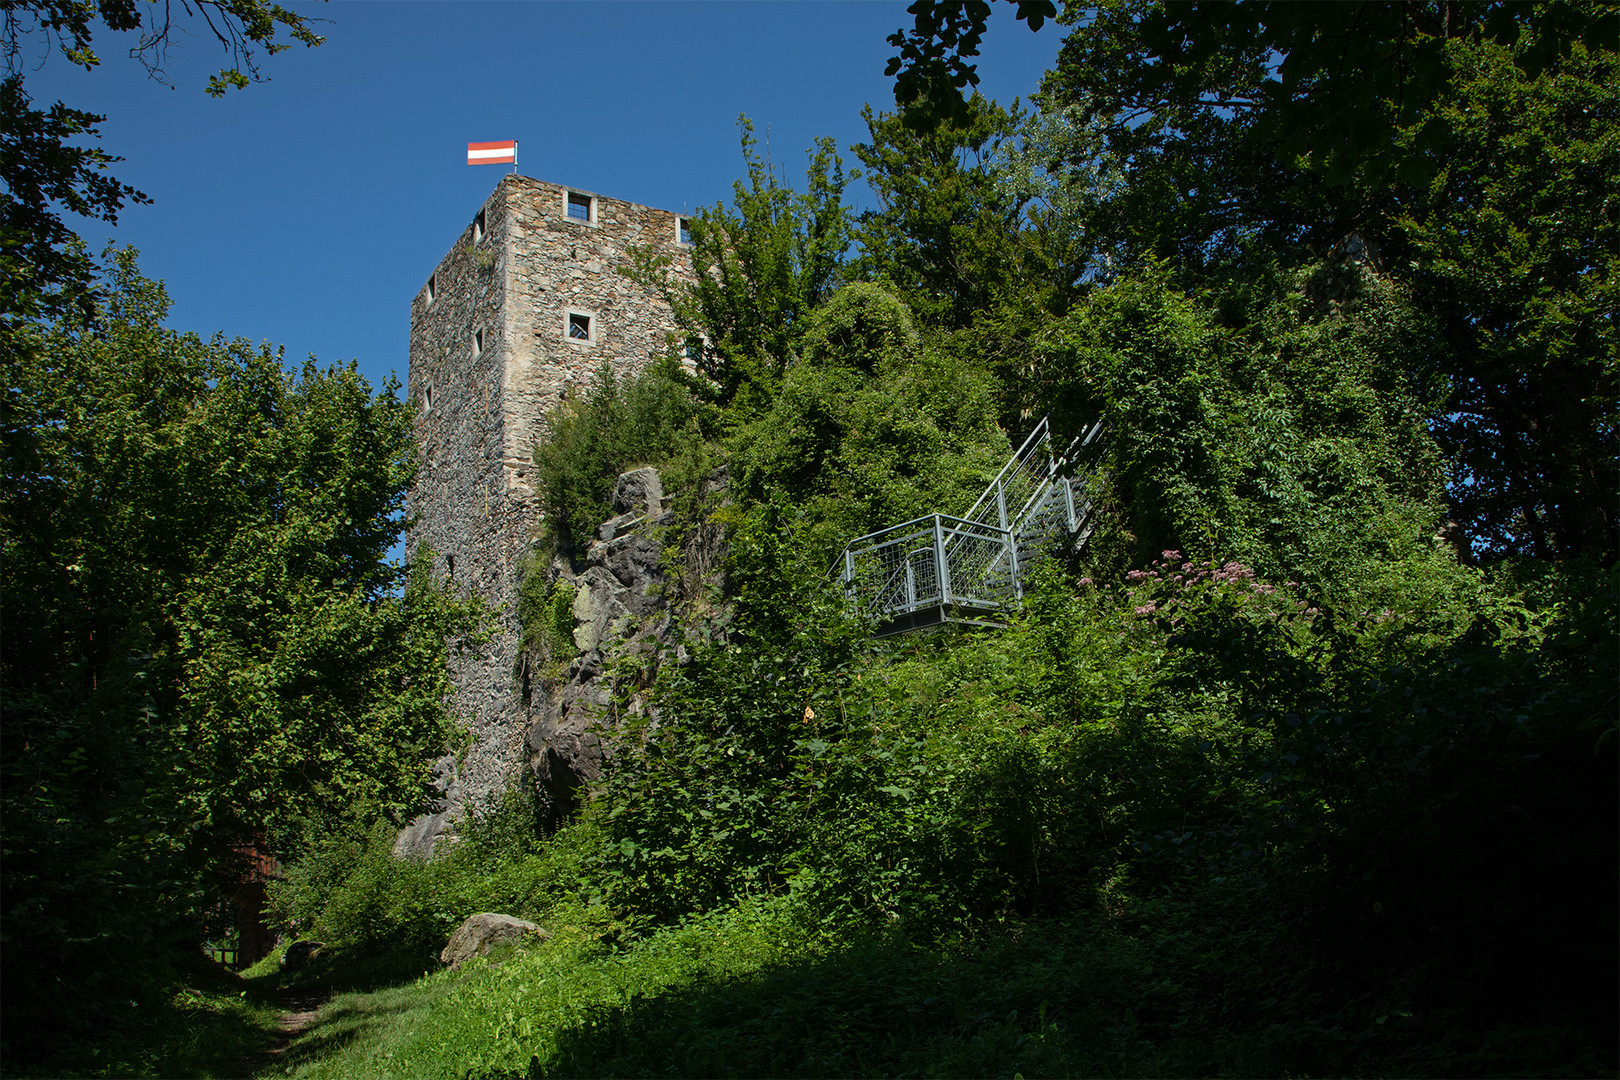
[
  {"x1": 852, "y1": 96, "x2": 1026, "y2": 330},
  {"x1": 0, "y1": 77, "x2": 147, "y2": 327},
  {"x1": 532, "y1": 358, "x2": 719, "y2": 549},
  {"x1": 0, "y1": 252, "x2": 478, "y2": 1056},
  {"x1": 884, "y1": 0, "x2": 1057, "y2": 130},
  {"x1": 1039, "y1": 1, "x2": 1617, "y2": 560},
  {"x1": 1390, "y1": 36, "x2": 1617, "y2": 559},
  {"x1": 889, "y1": 1, "x2": 1616, "y2": 560},
  {"x1": 1032, "y1": 259, "x2": 1457, "y2": 610},
  {"x1": 625, "y1": 118, "x2": 852, "y2": 412},
  {"x1": 729, "y1": 283, "x2": 1009, "y2": 560},
  {"x1": 985, "y1": 100, "x2": 1119, "y2": 315},
  {"x1": 1, "y1": 0, "x2": 323, "y2": 327}
]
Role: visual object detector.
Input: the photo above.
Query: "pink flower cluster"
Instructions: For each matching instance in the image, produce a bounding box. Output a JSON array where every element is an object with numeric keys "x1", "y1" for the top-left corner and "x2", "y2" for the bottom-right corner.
[{"x1": 1115, "y1": 549, "x2": 1318, "y2": 624}]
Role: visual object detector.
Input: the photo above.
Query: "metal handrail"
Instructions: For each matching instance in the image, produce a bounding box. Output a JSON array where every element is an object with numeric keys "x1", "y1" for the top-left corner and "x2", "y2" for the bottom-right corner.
[{"x1": 960, "y1": 417, "x2": 1052, "y2": 528}]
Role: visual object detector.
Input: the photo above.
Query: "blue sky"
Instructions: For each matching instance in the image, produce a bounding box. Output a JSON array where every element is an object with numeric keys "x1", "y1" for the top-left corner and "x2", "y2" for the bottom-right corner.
[{"x1": 25, "y1": 1, "x2": 1064, "y2": 396}]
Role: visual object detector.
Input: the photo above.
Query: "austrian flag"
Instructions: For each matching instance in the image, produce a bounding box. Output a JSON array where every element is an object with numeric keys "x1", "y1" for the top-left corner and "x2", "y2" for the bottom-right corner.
[{"x1": 467, "y1": 140, "x2": 517, "y2": 166}]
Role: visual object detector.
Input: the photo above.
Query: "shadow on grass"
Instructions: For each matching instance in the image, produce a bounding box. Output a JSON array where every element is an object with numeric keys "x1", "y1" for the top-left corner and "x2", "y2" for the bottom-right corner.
[
  {"x1": 492, "y1": 920, "x2": 1170, "y2": 1080},
  {"x1": 271, "y1": 984, "x2": 457, "y2": 1074},
  {"x1": 473, "y1": 912, "x2": 1618, "y2": 1080},
  {"x1": 1, "y1": 953, "x2": 283, "y2": 1080},
  {"x1": 227, "y1": 942, "x2": 451, "y2": 1077},
  {"x1": 250, "y1": 941, "x2": 444, "y2": 1000}
]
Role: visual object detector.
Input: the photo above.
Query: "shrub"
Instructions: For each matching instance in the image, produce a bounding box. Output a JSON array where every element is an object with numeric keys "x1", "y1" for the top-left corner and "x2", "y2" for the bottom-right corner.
[
  {"x1": 269, "y1": 787, "x2": 602, "y2": 952},
  {"x1": 729, "y1": 287, "x2": 1009, "y2": 561},
  {"x1": 533, "y1": 358, "x2": 719, "y2": 549}
]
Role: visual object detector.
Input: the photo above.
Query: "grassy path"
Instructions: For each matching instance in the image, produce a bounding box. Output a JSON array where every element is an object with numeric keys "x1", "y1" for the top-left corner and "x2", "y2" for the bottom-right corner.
[{"x1": 233, "y1": 984, "x2": 329, "y2": 1078}]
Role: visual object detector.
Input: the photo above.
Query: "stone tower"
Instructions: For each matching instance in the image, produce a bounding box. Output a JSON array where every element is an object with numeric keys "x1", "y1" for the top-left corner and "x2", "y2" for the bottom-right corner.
[{"x1": 402, "y1": 175, "x2": 692, "y2": 851}]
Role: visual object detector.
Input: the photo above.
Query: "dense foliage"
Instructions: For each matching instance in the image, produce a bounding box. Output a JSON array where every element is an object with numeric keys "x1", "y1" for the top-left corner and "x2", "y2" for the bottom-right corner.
[
  {"x1": 531, "y1": 358, "x2": 719, "y2": 549},
  {"x1": 1041, "y1": 0, "x2": 1617, "y2": 560},
  {"x1": 0, "y1": 254, "x2": 478, "y2": 1063},
  {"x1": 1032, "y1": 259, "x2": 1458, "y2": 609},
  {"x1": 852, "y1": 96, "x2": 1026, "y2": 330},
  {"x1": 624, "y1": 119, "x2": 852, "y2": 412}
]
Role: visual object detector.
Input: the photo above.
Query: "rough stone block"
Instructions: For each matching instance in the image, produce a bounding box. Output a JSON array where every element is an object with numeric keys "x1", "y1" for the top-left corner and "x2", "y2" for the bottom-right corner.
[{"x1": 440, "y1": 913, "x2": 549, "y2": 968}]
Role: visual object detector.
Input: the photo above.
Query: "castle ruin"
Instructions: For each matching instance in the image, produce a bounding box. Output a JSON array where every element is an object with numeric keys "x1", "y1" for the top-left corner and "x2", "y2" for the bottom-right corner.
[{"x1": 403, "y1": 175, "x2": 693, "y2": 849}]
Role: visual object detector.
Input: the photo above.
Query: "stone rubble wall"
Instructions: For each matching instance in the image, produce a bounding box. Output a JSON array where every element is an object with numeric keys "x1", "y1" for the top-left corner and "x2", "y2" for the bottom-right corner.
[{"x1": 501, "y1": 175, "x2": 697, "y2": 504}]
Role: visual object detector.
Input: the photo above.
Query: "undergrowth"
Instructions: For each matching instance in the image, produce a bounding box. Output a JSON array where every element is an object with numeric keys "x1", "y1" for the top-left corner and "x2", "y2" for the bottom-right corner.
[{"x1": 10, "y1": 954, "x2": 283, "y2": 1079}]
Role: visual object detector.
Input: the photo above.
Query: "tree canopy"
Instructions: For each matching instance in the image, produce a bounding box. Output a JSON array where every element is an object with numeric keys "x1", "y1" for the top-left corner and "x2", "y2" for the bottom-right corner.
[
  {"x1": 877, "y1": 0, "x2": 1616, "y2": 562},
  {"x1": 626, "y1": 118, "x2": 852, "y2": 413}
]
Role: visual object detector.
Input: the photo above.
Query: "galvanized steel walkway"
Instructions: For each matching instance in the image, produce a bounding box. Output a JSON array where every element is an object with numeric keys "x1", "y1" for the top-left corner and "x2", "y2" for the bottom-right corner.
[{"x1": 835, "y1": 418, "x2": 1105, "y2": 636}]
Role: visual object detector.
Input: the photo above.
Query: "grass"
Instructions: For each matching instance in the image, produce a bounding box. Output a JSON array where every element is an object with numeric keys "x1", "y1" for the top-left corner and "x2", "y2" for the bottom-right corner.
[
  {"x1": 276, "y1": 900, "x2": 791, "y2": 1080},
  {"x1": 248, "y1": 889, "x2": 1620, "y2": 1080},
  {"x1": 262, "y1": 895, "x2": 1222, "y2": 1080},
  {"x1": 37, "y1": 884, "x2": 1601, "y2": 1078}
]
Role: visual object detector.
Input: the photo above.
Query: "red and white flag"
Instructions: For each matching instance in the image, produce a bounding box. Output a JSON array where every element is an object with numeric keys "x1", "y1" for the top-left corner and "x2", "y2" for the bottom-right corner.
[{"x1": 467, "y1": 140, "x2": 517, "y2": 166}]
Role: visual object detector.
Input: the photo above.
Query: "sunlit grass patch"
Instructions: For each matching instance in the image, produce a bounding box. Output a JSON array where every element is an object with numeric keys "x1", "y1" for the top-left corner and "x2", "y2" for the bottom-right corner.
[
  {"x1": 270, "y1": 894, "x2": 1193, "y2": 1080},
  {"x1": 281, "y1": 901, "x2": 795, "y2": 1080}
]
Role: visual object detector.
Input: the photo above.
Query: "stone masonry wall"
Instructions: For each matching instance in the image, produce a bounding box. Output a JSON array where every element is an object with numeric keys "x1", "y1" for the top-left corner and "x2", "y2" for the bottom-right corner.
[{"x1": 402, "y1": 176, "x2": 692, "y2": 854}]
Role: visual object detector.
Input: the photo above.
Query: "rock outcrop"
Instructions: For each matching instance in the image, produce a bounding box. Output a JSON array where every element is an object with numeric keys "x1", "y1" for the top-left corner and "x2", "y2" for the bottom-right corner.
[{"x1": 524, "y1": 465, "x2": 728, "y2": 829}]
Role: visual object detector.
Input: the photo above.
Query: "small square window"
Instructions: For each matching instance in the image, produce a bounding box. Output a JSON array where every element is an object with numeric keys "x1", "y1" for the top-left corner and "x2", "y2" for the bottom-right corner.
[
  {"x1": 568, "y1": 313, "x2": 592, "y2": 342},
  {"x1": 473, "y1": 329, "x2": 485, "y2": 357},
  {"x1": 678, "y1": 217, "x2": 694, "y2": 245},
  {"x1": 566, "y1": 192, "x2": 592, "y2": 222},
  {"x1": 473, "y1": 209, "x2": 486, "y2": 244},
  {"x1": 425, "y1": 274, "x2": 436, "y2": 305}
]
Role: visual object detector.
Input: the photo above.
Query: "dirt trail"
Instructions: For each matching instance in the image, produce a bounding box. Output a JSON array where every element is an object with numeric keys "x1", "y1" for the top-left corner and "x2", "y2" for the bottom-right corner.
[{"x1": 238, "y1": 987, "x2": 329, "y2": 1078}]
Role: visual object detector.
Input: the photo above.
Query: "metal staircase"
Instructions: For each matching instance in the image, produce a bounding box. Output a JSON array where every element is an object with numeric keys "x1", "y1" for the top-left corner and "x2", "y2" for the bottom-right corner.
[{"x1": 835, "y1": 417, "x2": 1105, "y2": 636}]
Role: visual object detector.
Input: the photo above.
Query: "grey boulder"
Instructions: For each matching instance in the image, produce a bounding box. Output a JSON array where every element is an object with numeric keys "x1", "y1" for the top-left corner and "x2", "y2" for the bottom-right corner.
[{"x1": 440, "y1": 913, "x2": 549, "y2": 968}]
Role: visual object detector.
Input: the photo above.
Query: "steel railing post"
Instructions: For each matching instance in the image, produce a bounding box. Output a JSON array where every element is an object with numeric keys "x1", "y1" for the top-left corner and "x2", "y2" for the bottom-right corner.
[
  {"x1": 933, "y1": 514, "x2": 949, "y2": 612},
  {"x1": 1007, "y1": 521, "x2": 1022, "y2": 602}
]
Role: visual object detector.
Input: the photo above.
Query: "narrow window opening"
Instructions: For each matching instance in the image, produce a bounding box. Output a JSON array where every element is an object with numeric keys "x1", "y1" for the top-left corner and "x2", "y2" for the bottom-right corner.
[
  {"x1": 425, "y1": 275, "x2": 436, "y2": 305},
  {"x1": 423, "y1": 386, "x2": 433, "y2": 413},
  {"x1": 447, "y1": 555, "x2": 456, "y2": 578},
  {"x1": 566, "y1": 192, "x2": 592, "y2": 222},
  {"x1": 678, "y1": 217, "x2": 694, "y2": 245},
  {"x1": 568, "y1": 313, "x2": 592, "y2": 341},
  {"x1": 473, "y1": 209, "x2": 487, "y2": 243},
  {"x1": 473, "y1": 329, "x2": 485, "y2": 357}
]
